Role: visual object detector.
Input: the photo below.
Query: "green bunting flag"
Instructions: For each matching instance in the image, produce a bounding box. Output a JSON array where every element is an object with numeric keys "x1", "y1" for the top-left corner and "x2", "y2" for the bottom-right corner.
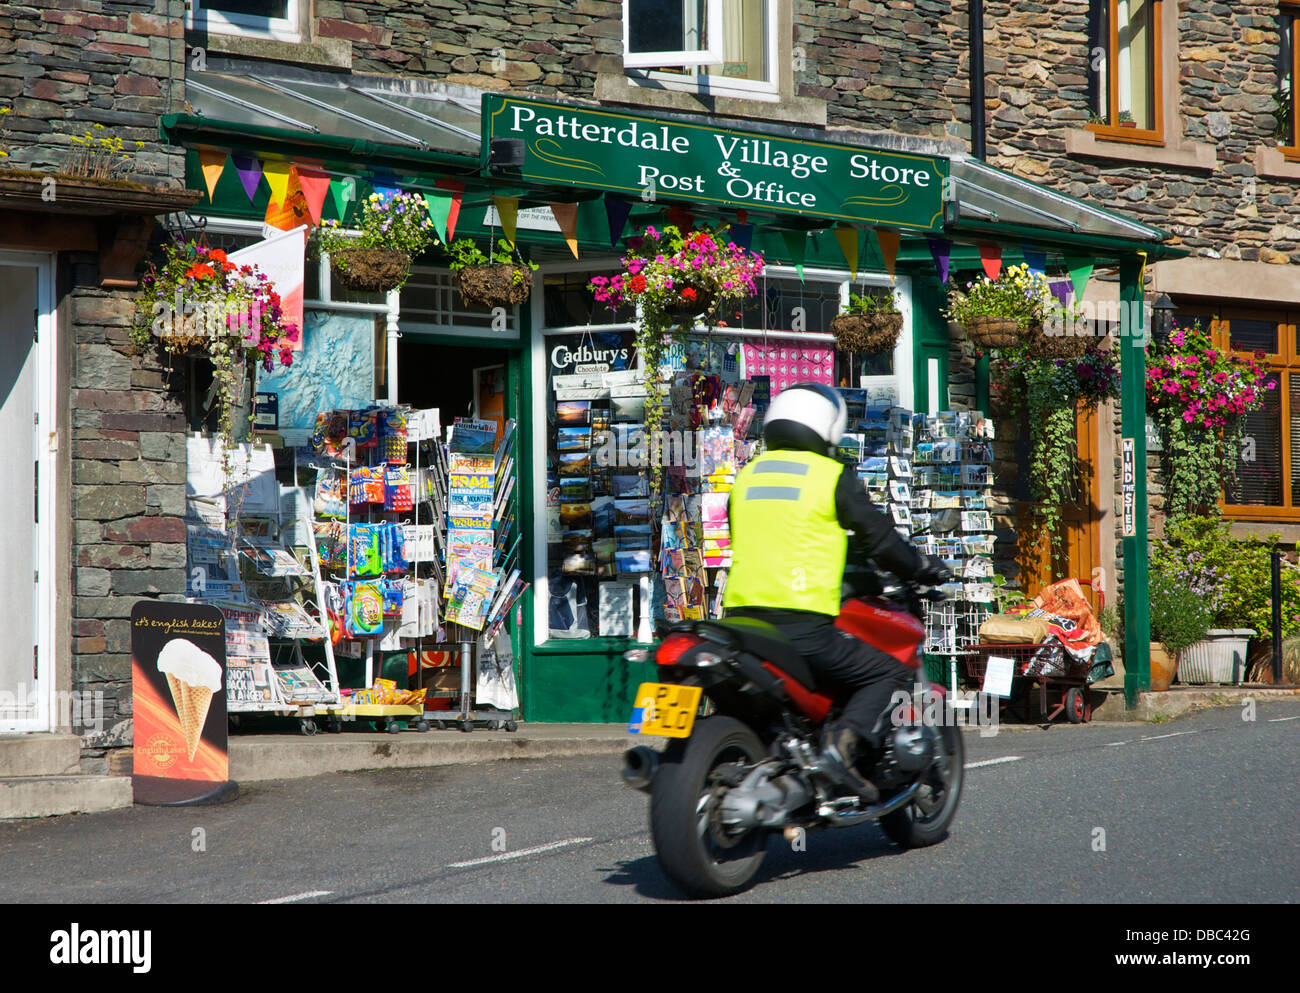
[{"x1": 782, "y1": 229, "x2": 806, "y2": 281}]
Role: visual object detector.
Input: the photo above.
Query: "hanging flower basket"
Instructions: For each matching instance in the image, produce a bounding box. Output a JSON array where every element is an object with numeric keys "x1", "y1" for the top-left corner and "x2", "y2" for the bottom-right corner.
[
  {"x1": 832, "y1": 313, "x2": 903, "y2": 354},
  {"x1": 330, "y1": 247, "x2": 411, "y2": 294},
  {"x1": 456, "y1": 263, "x2": 534, "y2": 308},
  {"x1": 663, "y1": 288, "x2": 716, "y2": 323},
  {"x1": 1028, "y1": 323, "x2": 1089, "y2": 359},
  {"x1": 964, "y1": 315, "x2": 1030, "y2": 350}
]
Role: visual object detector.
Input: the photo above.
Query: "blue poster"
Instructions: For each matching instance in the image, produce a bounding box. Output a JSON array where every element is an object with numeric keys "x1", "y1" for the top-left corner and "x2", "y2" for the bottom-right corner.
[{"x1": 256, "y1": 310, "x2": 375, "y2": 435}]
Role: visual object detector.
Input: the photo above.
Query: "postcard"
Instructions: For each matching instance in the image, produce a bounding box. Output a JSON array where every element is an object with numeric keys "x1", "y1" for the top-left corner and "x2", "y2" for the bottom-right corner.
[
  {"x1": 614, "y1": 498, "x2": 650, "y2": 526},
  {"x1": 559, "y1": 451, "x2": 592, "y2": 477},
  {"x1": 555, "y1": 400, "x2": 591, "y2": 426},
  {"x1": 557, "y1": 426, "x2": 592, "y2": 452}
]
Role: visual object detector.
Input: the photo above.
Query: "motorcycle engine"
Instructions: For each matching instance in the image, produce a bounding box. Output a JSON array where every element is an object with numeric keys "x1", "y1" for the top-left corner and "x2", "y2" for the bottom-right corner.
[{"x1": 884, "y1": 725, "x2": 937, "y2": 775}]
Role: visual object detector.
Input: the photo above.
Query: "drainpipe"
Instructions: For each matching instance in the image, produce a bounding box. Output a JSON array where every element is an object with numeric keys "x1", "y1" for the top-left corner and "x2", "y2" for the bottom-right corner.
[
  {"x1": 386, "y1": 287, "x2": 400, "y2": 404},
  {"x1": 970, "y1": 0, "x2": 986, "y2": 161}
]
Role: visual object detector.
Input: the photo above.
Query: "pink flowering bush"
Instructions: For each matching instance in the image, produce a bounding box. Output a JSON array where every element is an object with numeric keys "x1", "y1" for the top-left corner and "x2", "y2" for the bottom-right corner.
[{"x1": 1146, "y1": 319, "x2": 1273, "y2": 519}]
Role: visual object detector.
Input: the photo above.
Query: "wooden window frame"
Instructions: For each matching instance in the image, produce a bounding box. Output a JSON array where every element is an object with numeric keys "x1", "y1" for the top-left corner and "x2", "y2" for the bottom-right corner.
[
  {"x1": 1201, "y1": 308, "x2": 1300, "y2": 520},
  {"x1": 1086, "y1": 0, "x2": 1165, "y2": 147}
]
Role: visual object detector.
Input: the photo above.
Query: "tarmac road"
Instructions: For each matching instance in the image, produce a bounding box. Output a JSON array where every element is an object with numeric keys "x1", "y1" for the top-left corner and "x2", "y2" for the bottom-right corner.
[{"x1": 1, "y1": 699, "x2": 1297, "y2": 904}]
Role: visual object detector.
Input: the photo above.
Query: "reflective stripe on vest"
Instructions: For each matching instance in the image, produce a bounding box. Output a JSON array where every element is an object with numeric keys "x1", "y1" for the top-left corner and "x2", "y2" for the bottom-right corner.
[{"x1": 723, "y1": 449, "x2": 847, "y2": 616}]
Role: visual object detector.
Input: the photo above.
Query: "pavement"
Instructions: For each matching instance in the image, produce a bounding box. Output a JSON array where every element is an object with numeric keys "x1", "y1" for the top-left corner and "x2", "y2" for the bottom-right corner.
[{"x1": 1, "y1": 698, "x2": 1295, "y2": 902}]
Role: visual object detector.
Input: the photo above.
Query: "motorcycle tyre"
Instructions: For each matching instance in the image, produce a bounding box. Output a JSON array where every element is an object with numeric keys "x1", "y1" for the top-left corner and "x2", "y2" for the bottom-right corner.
[
  {"x1": 650, "y1": 715, "x2": 769, "y2": 899},
  {"x1": 880, "y1": 723, "x2": 965, "y2": 848}
]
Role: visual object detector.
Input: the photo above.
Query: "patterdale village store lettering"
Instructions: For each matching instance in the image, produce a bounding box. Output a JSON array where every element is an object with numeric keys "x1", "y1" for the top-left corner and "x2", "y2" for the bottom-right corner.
[{"x1": 482, "y1": 95, "x2": 948, "y2": 231}]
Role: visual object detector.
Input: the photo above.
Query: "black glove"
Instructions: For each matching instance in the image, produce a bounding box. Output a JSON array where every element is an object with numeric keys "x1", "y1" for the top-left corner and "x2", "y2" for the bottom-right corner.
[{"x1": 915, "y1": 555, "x2": 954, "y2": 587}]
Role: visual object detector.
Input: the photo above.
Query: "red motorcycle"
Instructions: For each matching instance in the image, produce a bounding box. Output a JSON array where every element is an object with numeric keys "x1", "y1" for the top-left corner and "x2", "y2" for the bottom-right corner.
[{"x1": 622, "y1": 579, "x2": 964, "y2": 898}]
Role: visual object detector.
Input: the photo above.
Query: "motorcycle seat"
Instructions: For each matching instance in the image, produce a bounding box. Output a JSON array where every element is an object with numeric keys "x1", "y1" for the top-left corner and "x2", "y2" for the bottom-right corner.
[{"x1": 696, "y1": 618, "x2": 819, "y2": 692}]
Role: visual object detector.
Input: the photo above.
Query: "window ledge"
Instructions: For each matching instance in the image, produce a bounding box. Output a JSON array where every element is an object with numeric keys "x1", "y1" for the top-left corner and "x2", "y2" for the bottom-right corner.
[
  {"x1": 1256, "y1": 145, "x2": 1300, "y2": 181},
  {"x1": 1065, "y1": 127, "x2": 1216, "y2": 171},
  {"x1": 191, "y1": 31, "x2": 352, "y2": 70},
  {"x1": 595, "y1": 72, "x2": 826, "y2": 127}
]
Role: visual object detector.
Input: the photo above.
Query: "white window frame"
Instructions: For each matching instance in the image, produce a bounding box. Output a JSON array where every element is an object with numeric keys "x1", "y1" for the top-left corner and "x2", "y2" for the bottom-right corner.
[
  {"x1": 187, "y1": 0, "x2": 302, "y2": 44},
  {"x1": 624, "y1": 0, "x2": 780, "y2": 100}
]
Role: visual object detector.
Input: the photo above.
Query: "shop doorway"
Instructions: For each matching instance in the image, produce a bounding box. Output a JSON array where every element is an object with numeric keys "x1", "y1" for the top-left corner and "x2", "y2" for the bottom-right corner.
[
  {"x1": 397, "y1": 339, "x2": 510, "y2": 425},
  {"x1": 0, "y1": 253, "x2": 55, "y2": 732}
]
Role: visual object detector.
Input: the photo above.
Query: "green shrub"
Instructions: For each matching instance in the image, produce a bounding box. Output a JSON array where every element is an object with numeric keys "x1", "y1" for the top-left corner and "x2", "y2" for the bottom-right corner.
[{"x1": 1147, "y1": 573, "x2": 1212, "y2": 656}]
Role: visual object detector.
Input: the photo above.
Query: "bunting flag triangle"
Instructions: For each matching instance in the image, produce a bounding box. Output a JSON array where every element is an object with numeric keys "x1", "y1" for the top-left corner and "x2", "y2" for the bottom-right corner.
[
  {"x1": 978, "y1": 243, "x2": 1003, "y2": 280},
  {"x1": 1065, "y1": 255, "x2": 1095, "y2": 300},
  {"x1": 729, "y1": 222, "x2": 754, "y2": 251},
  {"x1": 833, "y1": 226, "x2": 859, "y2": 282},
  {"x1": 1022, "y1": 247, "x2": 1048, "y2": 276},
  {"x1": 265, "y1": 166, "x2": 309, "y2": 231},
  {"x1": 550, "y1": 203, "x2": 580, "y2": 259},
  {"x1": 604, "y1": 196, "x2": 633, "y2": 248},
  {"x1": 232, "y1": 154, "x2": 263, "y2": 204},
  {"x1": 437, "y1": 180, "x2": 464, "y2": 242},
  {"x1": 294, "y1": 165, "x2": 331, "y2": 226},
  {"x1": 197, "y1": 146, "x2": 227, "y2": 203},
  {"x1": 423, "y1": 192, "x2": 453, "y2": 244},
  {"x1": 926, "y1": 236, "x2": 951, "y2": 285},
  {"x1": 782, "y1": 229, "x2": 806, "y2": 281},
  {"x1": 875, "y1": 228, "x2": 900, "y2": 282},
  {"x1": 493, "y1": 196, "x2": 519, "y2": 247},
  {"x1": 328, "y1": 176, "x2": 355, "y2": 221},
  {"x1": 1049, "y1": 280, "x2": 1073, "y2": 307},
  {"x1": 262, "y1": 161, "x2": 292, "y2": 210},
  {"x1": 370, "y1": 170, "x2": 401, "y2": 203},
  {"x1": 667, "y1": 204, "x2": 694, "y2": 232}
]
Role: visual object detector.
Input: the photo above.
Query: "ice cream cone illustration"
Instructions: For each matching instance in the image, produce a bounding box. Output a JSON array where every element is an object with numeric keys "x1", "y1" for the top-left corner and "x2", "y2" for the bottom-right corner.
[{"x1": 158, "y1": 639, "x2": 223, "y2": 762}]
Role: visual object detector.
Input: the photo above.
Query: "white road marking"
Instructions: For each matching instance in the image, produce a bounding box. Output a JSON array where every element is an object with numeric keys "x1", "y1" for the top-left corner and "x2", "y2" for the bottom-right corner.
[
  {"x1": 258, "y1": 890, "x2": 332, "y2": 904},
  {"x1": 448, "y1": 837, "x2": 594, "y2": 869},
  {"x1": 1268, "y1": 715, "x2": 1300, "y2": 722},
  {"x1": 1139, "y1": 731, "x2": 1197, "y2": 741},
  {"x1": 965, "y1": 756, "x2": 1022, "y2": 769},
  {"x1": 1105, "y1": 741, "x2": 1129, "y2": 747}
]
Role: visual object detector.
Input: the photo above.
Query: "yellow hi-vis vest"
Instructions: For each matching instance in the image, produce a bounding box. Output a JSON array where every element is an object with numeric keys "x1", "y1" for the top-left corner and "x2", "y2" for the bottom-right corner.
[{"x1": 723, "y1": 448, "x2": 848, "y2": 616}]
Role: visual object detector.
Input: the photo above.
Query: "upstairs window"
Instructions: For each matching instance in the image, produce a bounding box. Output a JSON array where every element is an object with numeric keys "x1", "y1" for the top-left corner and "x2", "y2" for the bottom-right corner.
[
  {"x1": 187, "y1": 0, "x2": 301, "y2": 42},
  {"x1": 624, "y1": 0, "x2": 778, "y2": 96},
  {"x1": 1278, "y1": 7, "x2": 1299, "y2": 157},
  {"x1": 1087, "y1": 0, "x2": 1163, "y2": 144}
]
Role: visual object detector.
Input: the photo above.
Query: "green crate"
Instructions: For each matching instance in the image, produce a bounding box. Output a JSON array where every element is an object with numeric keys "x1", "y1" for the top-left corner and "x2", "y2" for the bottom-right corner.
[{"x1": 923, "y1": 653, "x2": 954, "y2": 686}]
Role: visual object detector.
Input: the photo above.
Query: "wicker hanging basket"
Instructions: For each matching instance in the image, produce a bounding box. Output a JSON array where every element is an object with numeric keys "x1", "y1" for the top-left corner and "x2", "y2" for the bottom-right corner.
[
  {"x1": 330, "y1": 247, "x2": 411, "y2": 293},
  {"x1": 831, "y1": 312, "x2": 904, "y2": 353},
  {"x1": 1027, "y1": 322, "x2": 1090, "y2": 359},
  {"x1": 663, "y1": 289, "x2": 716, "y2": 324},
  {"x1": 963, "y1": 315, "x2": 1031, "y2": 350},
  {"x1": 456, "y1": 263, "x2": 534, "y2": 308}
]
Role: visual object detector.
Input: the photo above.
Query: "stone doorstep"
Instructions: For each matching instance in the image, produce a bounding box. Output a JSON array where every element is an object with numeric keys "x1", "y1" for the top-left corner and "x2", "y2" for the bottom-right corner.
[
  {"x1": 0, "y1": 733, "x2": 83, "y2": 778},
  {"x1": 0, "y1": 775, "x2": 133, "y2": 820},
  {"x1": 1097, "y1": 686, "x2": 1300, "y2": 723}
]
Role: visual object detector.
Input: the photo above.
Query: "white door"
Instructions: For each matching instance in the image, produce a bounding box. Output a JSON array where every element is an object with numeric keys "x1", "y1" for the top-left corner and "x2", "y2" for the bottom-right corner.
[{"x1": 0, "y1": 253, "x2": 54, "y2": 732}]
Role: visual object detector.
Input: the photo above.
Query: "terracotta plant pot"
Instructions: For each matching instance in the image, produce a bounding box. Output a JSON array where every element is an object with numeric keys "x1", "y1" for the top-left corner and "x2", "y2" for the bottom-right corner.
[
  {"x1": 1149, "y1": 642, "x2": 1177, "y2": 691},
  {"x1": 456, "y1": 263, "x2": 533, "y2": 308},
  {"x1": 831, "y1": 312, "x2": 903, "y2": 353},
  {"x1": 963, "y1": 315, "x2": 1030, "y2": 350},
  {"x1": 330, "y1": 247, "x2": 411, "y2": 293}
]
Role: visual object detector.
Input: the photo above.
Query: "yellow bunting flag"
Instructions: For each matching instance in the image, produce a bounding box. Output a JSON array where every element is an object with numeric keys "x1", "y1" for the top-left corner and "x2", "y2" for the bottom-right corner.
[
  {"x1": 197, "y1": 147, "x2": 227, "y2": 202},
  {"x1": 833, "y1": 226, "x2": 859, "y2": 282},
  {"x1": 262, "y1": 160, "x2": 292, "y2": 210},
  {"x1": 550, "y1": 203, "x2": 580, "y2": 259},
  {"x1": 875, "y1": 228, "x2": 900, "y2": 282},
  {"x1": 493, "y1": 196, "x2": 519, "y2": 247}
]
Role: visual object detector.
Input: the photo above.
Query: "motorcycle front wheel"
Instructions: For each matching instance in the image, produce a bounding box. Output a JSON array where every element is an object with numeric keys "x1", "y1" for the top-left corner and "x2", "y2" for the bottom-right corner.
[
  {"x1": 880, "y1": 722, "x2": 965, "y2": 848},
  {"x1": 649, "y1": 715, "x2": 769, "y2": 899}
]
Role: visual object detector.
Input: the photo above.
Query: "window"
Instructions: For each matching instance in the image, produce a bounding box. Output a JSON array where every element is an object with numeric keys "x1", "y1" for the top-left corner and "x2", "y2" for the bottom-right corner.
[
  {"x1": 623, "y1": 0, "x2": 778, "y2": 96},
  {"x1": 187, "y1": 0, "x2": 300, "y2": 42},
  {"x1": 1087, "y1": 0, "x2": 1162, "y2": 144},
  {"x1": 1278, "y1": 7, "x2": 1299, "y2": 158}
]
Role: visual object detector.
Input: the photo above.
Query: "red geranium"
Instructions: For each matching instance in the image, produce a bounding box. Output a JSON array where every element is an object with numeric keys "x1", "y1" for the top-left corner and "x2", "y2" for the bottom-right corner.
[
  {"x1": 681, "y1": 287, "x2": 697, "y2": 302},
  {"x1": 629, "y1": 273, "x2": 648, "y2": 294}
]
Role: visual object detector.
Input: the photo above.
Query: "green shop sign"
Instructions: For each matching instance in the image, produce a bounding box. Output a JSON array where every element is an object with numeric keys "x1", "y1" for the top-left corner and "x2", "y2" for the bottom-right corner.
[{"x1": 481, "y1": 95, "x2": 948, "y2": 232}]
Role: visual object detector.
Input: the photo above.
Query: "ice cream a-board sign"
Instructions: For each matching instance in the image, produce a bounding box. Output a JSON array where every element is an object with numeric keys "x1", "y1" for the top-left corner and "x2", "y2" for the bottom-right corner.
[{"x1": 131, "y1": 602, "x2": 237, "y2": 805}]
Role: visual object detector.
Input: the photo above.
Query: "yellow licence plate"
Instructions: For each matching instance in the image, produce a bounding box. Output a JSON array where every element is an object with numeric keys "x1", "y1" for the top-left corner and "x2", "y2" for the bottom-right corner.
[{"x1": 628, "y1": 682, "x2": 702, "y2": 739}]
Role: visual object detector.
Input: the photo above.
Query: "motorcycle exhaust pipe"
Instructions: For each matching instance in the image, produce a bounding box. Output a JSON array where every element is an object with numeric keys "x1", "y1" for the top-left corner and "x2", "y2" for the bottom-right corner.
[{"x1": 621, "y1": 746, "x2": 660, "y2": 792}]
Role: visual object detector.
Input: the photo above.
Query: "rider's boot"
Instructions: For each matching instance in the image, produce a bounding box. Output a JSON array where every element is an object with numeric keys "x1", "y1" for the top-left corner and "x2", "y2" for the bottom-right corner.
[{"x1": 820, "y1": 724, "x2": 880, "y2": 803}]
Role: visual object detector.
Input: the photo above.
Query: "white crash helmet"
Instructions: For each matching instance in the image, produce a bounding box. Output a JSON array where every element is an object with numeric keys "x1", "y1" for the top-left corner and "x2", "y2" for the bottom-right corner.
[{"x1": 762, "y1": 382, "x2": 848, "y2": 455}]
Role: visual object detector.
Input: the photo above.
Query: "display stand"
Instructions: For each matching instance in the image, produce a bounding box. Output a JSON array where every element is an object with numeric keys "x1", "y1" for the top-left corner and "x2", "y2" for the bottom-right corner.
[{"x1": 433, "y1": 624, "x2": 518, "y2": 733}]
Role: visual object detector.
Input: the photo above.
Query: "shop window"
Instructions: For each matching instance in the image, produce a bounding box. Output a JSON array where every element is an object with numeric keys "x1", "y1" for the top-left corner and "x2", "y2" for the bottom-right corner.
[
  {"x1": 400, "y1": 267, "x2": 520, "y2": 335},
  {"x1": 187, "y1": 0, "x2": 301, "y2": 42},
  {"x1": 1278, "y1": 7, "x2": 1300, "y2": 158},
  {"x1": 623, "y1": 0, "x2": 779, "y2": 98},
  {"x1": 1087, "y1": 0, "x2": 1163, "y2": 144},
  {"x1": 543, "y1": 271, "x2": 636, "y2": 328}
]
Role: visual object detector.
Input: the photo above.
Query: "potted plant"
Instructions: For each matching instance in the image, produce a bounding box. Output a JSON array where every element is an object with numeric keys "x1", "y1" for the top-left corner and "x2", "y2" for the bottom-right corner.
[
  {"x1": 1147, "y1": 571, "x2": 1213, "y2": 691},
  {"x1": 831, "y1": 289, "x2": 903, "y2": 354},
  {"x1": 311, "y1": 190, "x2": 436, "y2": 293},
  {"x1": 1146, "y1": 319, "x2": 1272, "y2": 522},
  {"x1": 132, "y1": 239, "x2": 298, "y2": 485},
  {"x1": 992, "y1": 341, "x2": 1120, "y2": 563},
  {"x1": 447, "y1": 237, "x2": 539, "y2": 308},
  {"x1": 944, "y1": 263, "x2": 1050, "y2": 350},
  {"x1": 1119, "y1": 110, "x2": 1136, "y2": 128},
  {"x1": 589, "y1": 224, "x2": 765, "y2": 494}
]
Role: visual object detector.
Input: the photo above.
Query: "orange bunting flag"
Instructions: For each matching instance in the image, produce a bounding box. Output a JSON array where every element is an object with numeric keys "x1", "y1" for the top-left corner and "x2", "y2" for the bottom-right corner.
[
  {"x1": 294, "y1": 165, "x2": 332, "y2": 226},
  {"x1": 833, "y1": 226, "x2": 860, "y2": 282},
  {"x1": 550, "y1": 203, "x2": 580, "y2": 259},
  {"x1": 197, "y1": 147, "x2": 227, "y2": 203},
  {"x1": 875, "y1": 228, "x2": 900, "y2": 282},
  {"x1": 979, "y1": 243, "x2": 1003, "y2": 280}
]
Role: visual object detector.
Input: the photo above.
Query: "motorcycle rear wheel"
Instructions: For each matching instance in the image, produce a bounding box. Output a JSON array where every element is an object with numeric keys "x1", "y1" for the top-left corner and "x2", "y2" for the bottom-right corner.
[
  {"x1": 650, "y1": 715, "x2": 769, "y2": 899},
  {"x1": 880, "y1": 723, "x2": 965, "y2": 848}
]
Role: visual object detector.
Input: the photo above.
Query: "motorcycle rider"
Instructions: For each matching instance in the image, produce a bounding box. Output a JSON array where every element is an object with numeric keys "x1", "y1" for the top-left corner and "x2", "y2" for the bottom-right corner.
[{"x1": 724, "y1": 383, "x2": 950, "y2": 802}]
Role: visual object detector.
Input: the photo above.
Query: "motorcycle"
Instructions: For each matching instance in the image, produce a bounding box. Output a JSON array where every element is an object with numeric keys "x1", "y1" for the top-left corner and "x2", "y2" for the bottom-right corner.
[{"x1": 621, "y1": 575, "x2": 964, "y2": 898}]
